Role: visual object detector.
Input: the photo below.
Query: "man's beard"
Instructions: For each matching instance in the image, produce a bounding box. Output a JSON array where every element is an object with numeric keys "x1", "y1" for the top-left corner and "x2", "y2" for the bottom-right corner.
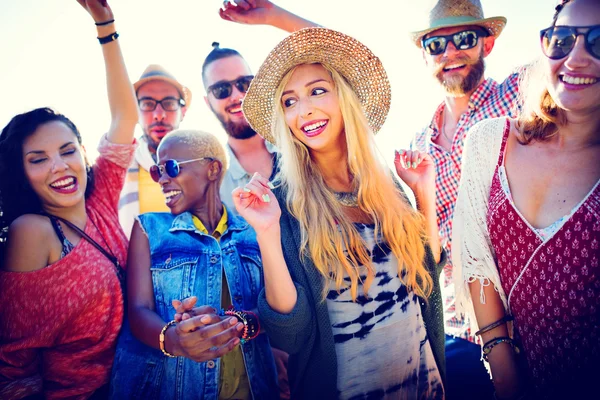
[
  {"x1": 434, "y1": 52, "x2": 485, "y2": 97},
  {"x1": 213, "y1": 107, "x2": 257, "y2": 140}
]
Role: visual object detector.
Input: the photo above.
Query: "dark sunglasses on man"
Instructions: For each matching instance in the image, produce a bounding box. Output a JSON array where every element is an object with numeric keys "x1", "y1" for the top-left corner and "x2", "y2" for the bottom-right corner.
[
  {"x1": 422, "y1": 27, "x2": 490, "y2": 56},
  {"x1": 138, "y1": 97, "x2": 186, "y2": 112},
  {"x1": 540, "y1": 25, "x2": 600, "y2": 60},
  {"x1": 207, "y1": 75, "x2": 254, "y2": 100},
  {"x1": 149, "y1": 158, "x2": 214, "y2": 182}
]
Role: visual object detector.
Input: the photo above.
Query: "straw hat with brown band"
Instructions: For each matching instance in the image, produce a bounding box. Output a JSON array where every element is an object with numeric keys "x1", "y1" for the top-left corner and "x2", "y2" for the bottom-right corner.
[
  {"x1": 410, "y1": 0, "x2": 507, "y2": 48},
  {"x1": 133, "y1": 64, "x2": 192, "y2": 108},
  {"x1": 242, "y1": 27, "x2": 391, "y2": 146}
]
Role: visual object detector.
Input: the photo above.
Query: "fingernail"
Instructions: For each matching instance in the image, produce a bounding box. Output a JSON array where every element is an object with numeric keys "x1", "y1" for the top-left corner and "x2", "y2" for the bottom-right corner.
[
  {"x1": 229, "y1": 317, "x2": 238, "y2": 325},
  {"x1": 267, "y1": 181, "x2": 275, "y2": 189},
  {"x1": 201, "y1": 316, "x2": 211, "y2": 323},
  {"x1": 236, "y1": 322, "x2": 244, "y2": 331},
  {"x1": 243, "y1": 187, "x2": 251, "y2": 193},
  {"x1": 262, "y1": 194, "x2": 271, "y2": 203},
  {"x1": 412, "y1": 162, "x2": 417, "y2": 169}
]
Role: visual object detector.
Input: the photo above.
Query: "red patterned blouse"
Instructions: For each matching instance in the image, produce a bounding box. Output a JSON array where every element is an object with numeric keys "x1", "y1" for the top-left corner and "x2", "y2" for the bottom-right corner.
[
  {"x1": 487, "y1": 122, "x2": 600, "y2": 397},
  {"x1": 0, "y1": 136, "x2": 135, "y2": 399}
]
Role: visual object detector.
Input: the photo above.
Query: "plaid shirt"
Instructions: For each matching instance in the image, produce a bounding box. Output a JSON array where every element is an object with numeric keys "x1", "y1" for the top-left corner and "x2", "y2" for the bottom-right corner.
[{"x1": 414, "y1": 73, "x2": 521, "y2": 341}]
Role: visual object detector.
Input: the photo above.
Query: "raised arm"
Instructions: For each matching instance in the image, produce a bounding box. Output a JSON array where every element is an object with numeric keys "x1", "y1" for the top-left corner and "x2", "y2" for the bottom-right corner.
[
  {"x1": 394, "y1": 150, "x2": 441, "y2": 263},
  {"x1": 220, "y1": 0, "x2": 319, "y2": 33},
  {"x1": 77, "y1": 0, "x2": 137, "y2": 144},
  {"x1": 232, "y1": 173, "x2": 298, "y2": 313}
]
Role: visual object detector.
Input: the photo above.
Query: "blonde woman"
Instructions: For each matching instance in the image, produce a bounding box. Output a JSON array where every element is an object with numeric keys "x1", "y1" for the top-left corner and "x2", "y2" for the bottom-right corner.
[{"x1": 232, "y1": 28, "x2": 446, "y2": 399}]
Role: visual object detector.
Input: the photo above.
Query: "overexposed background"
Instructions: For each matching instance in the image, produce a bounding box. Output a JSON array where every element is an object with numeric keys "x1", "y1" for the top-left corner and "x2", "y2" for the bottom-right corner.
[{"x1": 0, "y1": 0, "x2": 555, "y2": 161}]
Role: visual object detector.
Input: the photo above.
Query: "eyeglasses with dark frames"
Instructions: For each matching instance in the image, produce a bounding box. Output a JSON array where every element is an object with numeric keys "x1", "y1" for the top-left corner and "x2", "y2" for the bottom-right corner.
[
  {"x1": 149, "y1": 157, "x2": 214, "y2": 182},
  {"x1": 207, "y1": 75, "x2": 254, "y2": 100},
  {"x1": 422, "y1": 28, "x2": 490, "y2": 56},
  {"x1": 138, "y1": 97, "x2": 186, "y2": 112},
  {"x1": 540, "y1": 25, "x2": 600, "y2": 60}
]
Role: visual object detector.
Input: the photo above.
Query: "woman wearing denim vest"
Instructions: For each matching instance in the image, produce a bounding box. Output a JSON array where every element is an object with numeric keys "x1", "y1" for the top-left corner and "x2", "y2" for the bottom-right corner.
[{"x1": 110, "y1": 129, "x2": 278, "y2": 400}]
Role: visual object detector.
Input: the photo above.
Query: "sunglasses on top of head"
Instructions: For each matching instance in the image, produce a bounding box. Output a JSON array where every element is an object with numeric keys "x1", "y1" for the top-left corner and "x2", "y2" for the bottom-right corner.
[
  {"x1": 207, "y1": 75, "x2": 254, "y2": 100},
  {"x1": 540, "y1": 25, "x2": 600, "y2": 60},
  {"x1": 422, "y1": 27, "x2": 490, "y2": 56},
  {"x1": 149, "y1": 157, "x2": 214, "y2": 182}
]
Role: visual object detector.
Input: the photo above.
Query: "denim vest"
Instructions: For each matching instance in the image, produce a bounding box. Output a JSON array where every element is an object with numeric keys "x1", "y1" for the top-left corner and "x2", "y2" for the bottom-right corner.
[{"x1": 110, "y1": 209, "x2": 278, "y2": 400}]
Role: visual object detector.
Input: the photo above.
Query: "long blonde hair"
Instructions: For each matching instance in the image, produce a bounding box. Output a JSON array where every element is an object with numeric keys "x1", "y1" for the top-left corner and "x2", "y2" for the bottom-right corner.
[{"x1": 272, "y1": 63, "x2": 432, "y2": 301}]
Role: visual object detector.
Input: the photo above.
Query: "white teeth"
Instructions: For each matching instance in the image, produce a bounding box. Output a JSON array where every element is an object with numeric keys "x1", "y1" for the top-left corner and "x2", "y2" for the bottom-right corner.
[
  {"x1": 303, "y1": 121, "x2": 327, "y2": 132},
  {"x1": 445, "y1": 64, "x2": 465, "y2": 70},
  {"x1": 50, "y1": 177, "x2": 75, "y2": 188},
  {"x1": 562, "y1": 75, "x2": 598, "y2": 85},
  {"x1": 164, "y1": 190, "x2": 181, "y2": 201},
  {"x1": 229, "y1": 107, "x2": 242, "y2": 113}
]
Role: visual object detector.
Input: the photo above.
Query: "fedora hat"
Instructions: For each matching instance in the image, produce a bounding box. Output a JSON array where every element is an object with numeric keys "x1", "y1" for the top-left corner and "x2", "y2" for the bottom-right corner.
[
  {"x1": 242, "y1": 27, "x2": 391, "y2": 145},
  {"x1": 411, "y1": 0, "x2": 507, "y2": 47},
  {"x1": 133, "y1": 64, "x2": 192, "y2": 108}
]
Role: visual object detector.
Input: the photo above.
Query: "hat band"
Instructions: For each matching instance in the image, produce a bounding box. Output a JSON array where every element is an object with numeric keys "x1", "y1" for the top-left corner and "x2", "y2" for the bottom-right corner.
[
  {"x1": 428, "y1": 15, "x2": 487, "y2": 31},
  {"x1": 140, "y1": 70, "x2": 177, "y2": 80}
]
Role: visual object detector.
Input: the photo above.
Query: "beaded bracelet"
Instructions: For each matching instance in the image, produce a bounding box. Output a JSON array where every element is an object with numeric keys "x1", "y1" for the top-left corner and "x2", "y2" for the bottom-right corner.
[
  {"x1": 159, "y1": 320, "x2": 177, "y2": 358},
  {"x1": 221, "y1": 307, "x2": 260, "y2": 344},
  {"x1": 482, "y1": 336, "x2": 520, "y2": 362},
  {"x1": 475, "y1": 315, "x2": 514, "y2": 336}
]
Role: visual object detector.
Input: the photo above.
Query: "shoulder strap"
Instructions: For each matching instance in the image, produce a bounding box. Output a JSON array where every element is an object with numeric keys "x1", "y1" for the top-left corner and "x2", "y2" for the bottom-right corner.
[
  {"x1": 42, "y1": 214, "x2": 118, "y2": 267},
  {"x1": 496, "y1": 118, "x2": 512, "y2": 166},
  {"x1": 48, "y1": 215, "x2": 68, "y2": 243}
]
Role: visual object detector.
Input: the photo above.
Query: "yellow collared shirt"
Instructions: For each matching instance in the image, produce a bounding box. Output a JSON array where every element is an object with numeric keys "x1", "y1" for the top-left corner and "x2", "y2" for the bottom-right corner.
[{"x1": 192, "y1": 207, "x2": 250, "y2": 400}]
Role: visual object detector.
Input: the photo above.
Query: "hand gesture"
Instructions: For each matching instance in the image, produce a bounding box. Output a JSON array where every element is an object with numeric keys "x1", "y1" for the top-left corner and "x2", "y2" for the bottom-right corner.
[
  {"x1": 166, "y1": 298, "x2": 244, "y2": 362},
  {"x1": 219, "y1": 0, "x2": 276, "y2": 25},
  {"x1": 76, "y1": 0, "x2": 113, "y2": 24},
  {"x1": 232, "y1": 173, "x2": 281, "y2": 236},
  {"x1": 394, "y1": 148, "x2": 436, "y2": 196},
  {"x1": 172, "y1": 296, "x2": 212, "y2": 322}
]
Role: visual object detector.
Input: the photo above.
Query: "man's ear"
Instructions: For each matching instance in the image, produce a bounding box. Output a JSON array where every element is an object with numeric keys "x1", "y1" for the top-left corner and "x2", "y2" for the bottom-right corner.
[
  {"x1": 181, "y1": 106, "x2": 188, "y2": 120},
  {"x1": 482, "y1": 35, "x2": 496, "y2": 58},
  {"x1": 204, "y1": 95, "x2": 210, "y2": 108},
  {"x1": 208, "y1": 160, "x2": 223, "y2": 182}
]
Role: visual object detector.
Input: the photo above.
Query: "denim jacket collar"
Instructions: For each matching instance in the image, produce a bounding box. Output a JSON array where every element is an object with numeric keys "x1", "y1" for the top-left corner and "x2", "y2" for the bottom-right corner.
[{"x1": 169, "y1": 205, "x2": 248, "y2": 235}]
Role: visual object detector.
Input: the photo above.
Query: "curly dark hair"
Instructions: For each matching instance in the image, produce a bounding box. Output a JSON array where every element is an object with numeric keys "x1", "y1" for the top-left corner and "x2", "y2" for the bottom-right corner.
[{"x1": 0, "y1": 107, "x2": 94, "y2": 256}]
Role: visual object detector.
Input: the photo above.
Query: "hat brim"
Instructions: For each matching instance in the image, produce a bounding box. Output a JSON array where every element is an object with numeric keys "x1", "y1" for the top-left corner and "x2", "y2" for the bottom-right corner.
[
  {"x1": 411, "y1": 16, "x2": 507, "y2": 47},
  {"x1": 242, "y1": 27, "x2": 391, "y2": 145},
  {"x1": 133, "y1": 76, "x2": 192, "y2": 108}
]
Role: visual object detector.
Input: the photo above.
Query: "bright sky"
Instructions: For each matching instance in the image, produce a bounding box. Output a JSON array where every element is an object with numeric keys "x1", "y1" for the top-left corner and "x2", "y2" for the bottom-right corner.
[{"x1": 0, "y1": 0, "x2": 555, "y2": 162}]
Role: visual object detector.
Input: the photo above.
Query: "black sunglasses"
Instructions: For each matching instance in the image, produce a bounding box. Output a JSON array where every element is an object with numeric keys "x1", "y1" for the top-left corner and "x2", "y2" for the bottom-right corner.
[
  {"x1": 540, "y1": 25, "x2": 600, "y2": 60},
  {"x1": 422, "y1": 28, "x2": 490, "y2": 55},
  {"x1": 138, "y1": 97, "x2": 185, "y2": 112},
  {"x1": 207, "y1": 75, "x2": 254, "y2": 100},
  {"x1": 149, "y1": 158, "x2": 213, "y2": 182}
]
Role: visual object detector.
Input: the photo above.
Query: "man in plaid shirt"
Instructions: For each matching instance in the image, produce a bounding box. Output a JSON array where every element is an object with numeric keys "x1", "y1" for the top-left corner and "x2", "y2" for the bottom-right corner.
[{"x1": 410, "y1": 0, "x2": 522, "y2": 398}]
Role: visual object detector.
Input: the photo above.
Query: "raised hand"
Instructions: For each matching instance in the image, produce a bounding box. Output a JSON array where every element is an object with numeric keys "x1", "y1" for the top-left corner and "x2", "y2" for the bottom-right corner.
[
  {"x1": 232, "y1": 173, "x2": 281, "y2": 236},
  {"x1": 76, "y1": 0, "x2": 113, "y2": 24},
  {"x1": 394, "y1": 148, "x2": 436, "y2": 196},
  {"x1": 219, "y1": 0, "x2": 275, "y2": 25}
]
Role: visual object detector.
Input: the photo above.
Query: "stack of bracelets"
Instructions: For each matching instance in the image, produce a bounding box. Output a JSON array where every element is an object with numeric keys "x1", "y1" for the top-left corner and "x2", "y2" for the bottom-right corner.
[
  {"x1": 221, "y1": 307, "x2": 260, "y2": 344},
  {"x1": 158, "y1": 307, "x2": 260, "y2": 358},
  {"x1": 475, "y1": 315, "x2": 520, "y2": 362}
]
